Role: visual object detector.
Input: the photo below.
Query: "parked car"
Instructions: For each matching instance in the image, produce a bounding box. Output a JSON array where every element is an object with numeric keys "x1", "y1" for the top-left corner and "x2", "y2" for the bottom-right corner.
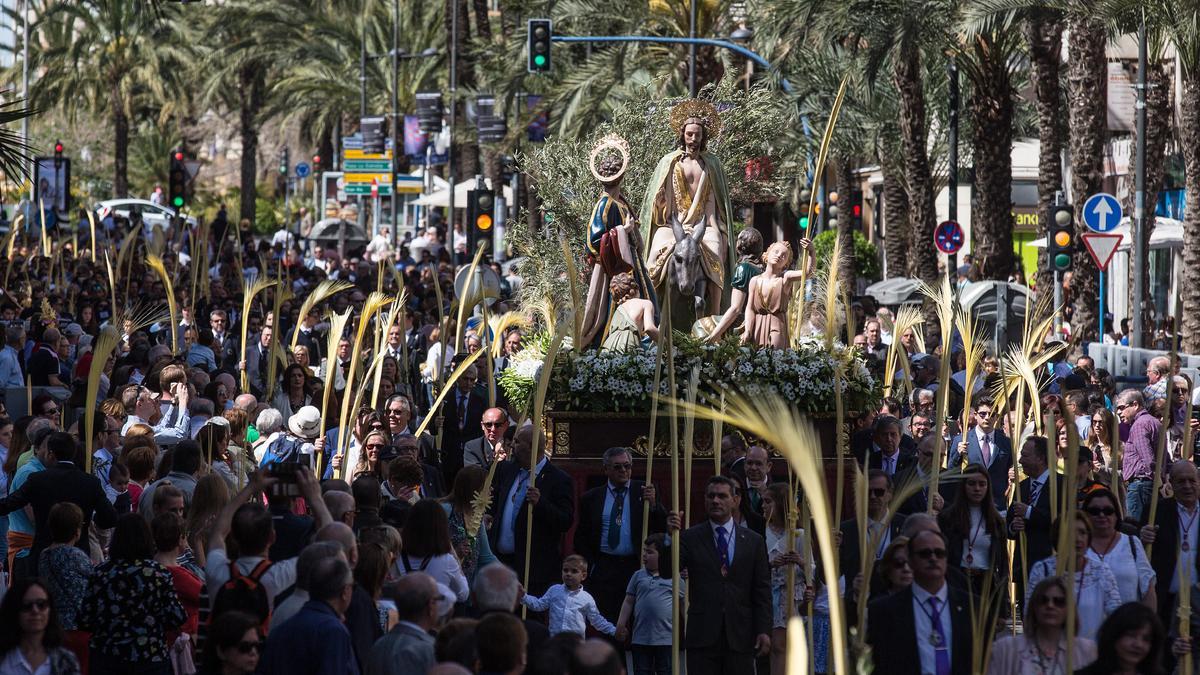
[{"x1": 94, "y1": 199, "x2": 198, "y2": 234}]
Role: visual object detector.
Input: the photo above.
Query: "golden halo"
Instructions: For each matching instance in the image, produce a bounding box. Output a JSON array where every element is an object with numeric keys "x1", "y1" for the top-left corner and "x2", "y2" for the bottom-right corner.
[
  {"x1": 668, "y1": 99, "x2": 722, "y2": 140},
  {"x1": 589, "y1": 133, "x2": 631, "y2": 184}
]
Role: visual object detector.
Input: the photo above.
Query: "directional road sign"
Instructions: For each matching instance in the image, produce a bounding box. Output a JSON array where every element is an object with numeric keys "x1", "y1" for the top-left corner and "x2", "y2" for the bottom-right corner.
[
  {"x1": 1082, "y1": 192, "x2": 1121, "y2": 233},
  {"x1": 343, "y1": 159, "x2": 393, "y2": 172},
  {"x1": 1081, "y1": 232, "x2": 1123, "y2": 271},
  {"x1": 934, "y1": 220, "x2": 964, "y2": 254},
  {"x1": 295, "y1": 162, "x2": 310, "y2": 178}
]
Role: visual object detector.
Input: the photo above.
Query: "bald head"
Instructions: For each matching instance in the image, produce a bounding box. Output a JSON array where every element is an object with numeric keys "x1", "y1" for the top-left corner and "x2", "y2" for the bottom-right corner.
[
  {"x1": 1171, "y1": 461, "x2": 1200, "y2": 507},
  {"x1": 570, "y1": 639, "x2": 624, "y2": 675},
  {"x1": 394, "y1": 572, "x2": 439, "y2": 628},
  {"x1": 316, "y1": 522, "x2": 358, "y2": 568},
  {"x1": 899, "y1": 512, "x2": 940, "y2": 540},
  {"x1": 323, "y1": 491, "x2": 355, "y2": 526},
  {"x1": 481, "y1": 407, "x2": 510, "y2": 444},
  {"x1": 234, "y1": 393, "x2": 257, "y2": 411}
]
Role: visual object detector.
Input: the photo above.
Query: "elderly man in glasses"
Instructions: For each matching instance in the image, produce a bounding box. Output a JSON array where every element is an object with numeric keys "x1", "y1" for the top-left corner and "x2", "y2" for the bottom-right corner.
[
  {"x1": 464, "y1": 408, "x2": 509, "y2": 469},
  {"x1": 1117, "y1": 389, "x2": 1162, "y2": 523},
  {"x1": 573, "y1": 446, "x2": 666, "y2": 623}
]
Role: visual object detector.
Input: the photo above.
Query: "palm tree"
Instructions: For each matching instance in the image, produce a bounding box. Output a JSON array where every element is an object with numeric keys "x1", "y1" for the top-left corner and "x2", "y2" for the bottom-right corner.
[
  {"x1": 23, "y1": 0, "x2": 189, "y2": 197},
  {"x1": 1025, "y1": 12, "x2": 1064, "y2": 293}
]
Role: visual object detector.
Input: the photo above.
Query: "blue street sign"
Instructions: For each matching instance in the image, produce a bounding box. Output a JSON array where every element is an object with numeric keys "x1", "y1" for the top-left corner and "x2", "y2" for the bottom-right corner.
[
  {"x1": 934, "y1": 220, "x2": 964, "y2": 254},
  {"x1": 295, "y1": 162, "x2": 310, "y2": 178},
  {"x1": 1082, "y1": 192, "x2": 1121, "y2": 233}
]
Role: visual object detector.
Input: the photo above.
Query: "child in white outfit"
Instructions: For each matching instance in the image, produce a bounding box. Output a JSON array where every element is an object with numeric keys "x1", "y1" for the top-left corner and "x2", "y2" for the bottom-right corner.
[{"x1": 520, "y1": 554, "x2": 616, "y2": 637}]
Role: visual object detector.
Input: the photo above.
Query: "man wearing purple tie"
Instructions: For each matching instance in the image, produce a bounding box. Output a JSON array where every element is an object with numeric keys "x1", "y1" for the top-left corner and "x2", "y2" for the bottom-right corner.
[
  {"x1": 668, "y1": 476, "x2": 771, "y2": 675},
  {"x1": 867, "y1": 530, "x2": 973, "y2": 675}
]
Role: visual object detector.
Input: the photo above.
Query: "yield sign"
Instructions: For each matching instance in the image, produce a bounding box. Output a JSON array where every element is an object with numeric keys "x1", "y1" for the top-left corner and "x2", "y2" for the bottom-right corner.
[{"x1": 1081, "y1": 232, "x2": 1123, "y2": 272}]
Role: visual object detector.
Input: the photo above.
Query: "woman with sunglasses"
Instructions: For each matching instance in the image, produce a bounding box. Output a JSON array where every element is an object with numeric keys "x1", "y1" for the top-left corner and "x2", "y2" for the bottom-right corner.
[
  {"x1": 325, "y1": 407, "x2": 381, "y2": 481},
  {"x1": 1089, "y1": 408, "x2": 1117, "y2": 486},
  {"x1": 868, "y1": 536, "x2": 912, "y2": 600},
  {"x1": 1083, "y1": 488, "x2": 1156, "y2": 609},
  {"x1": 349, "y1": 430, "x2": 390, "y2": 483},
  {"x1": 1076, "y1": 603, "x2": 1165, "y2": 675},
  {"x1": 938, "y1": 462, "x2": 1007, "y2": 598},
  {"x1": 988, "y1": 575, "x2": 1096, "y2": 674},
  {"x1": 198, "y1": 611, "x2": 261, "y2": 675},
  {"x1": 0, "y1": 577, "x2": 81, "y2": 675},
  {"x1": 1025, "y1": 511, "x2": 1121, "y2": 641}
]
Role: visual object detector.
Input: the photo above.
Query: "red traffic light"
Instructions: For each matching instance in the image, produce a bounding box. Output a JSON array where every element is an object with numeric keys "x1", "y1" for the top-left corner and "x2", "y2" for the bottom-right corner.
[
  {"x1": 852, "y1": 204, "x2": 862, "y2": 218},
  {"x1": 54, "y1": 142, "x2": 63, "y2": 154},
  {"x1": 312, "y1": 155, "x2": 321, "y2": 166},
  {"x1": 174, "y1": 151, "x2": 184, "y2": 161}
]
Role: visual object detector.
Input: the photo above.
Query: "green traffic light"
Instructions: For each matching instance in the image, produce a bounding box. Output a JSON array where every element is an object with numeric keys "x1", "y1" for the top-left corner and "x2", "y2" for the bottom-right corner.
[
  {"x1": 173, "y1": 197, "x2": 184, "y2": 207},
  {"x1": 799, "y1": 216, "x2": 809, "y2": 230},
  {"x1": 1054, "y1": 253, "x2": 1070, "y2": 269},
  {"x1": 534, "y1": 55, "x2": 546, "y2": 67}
]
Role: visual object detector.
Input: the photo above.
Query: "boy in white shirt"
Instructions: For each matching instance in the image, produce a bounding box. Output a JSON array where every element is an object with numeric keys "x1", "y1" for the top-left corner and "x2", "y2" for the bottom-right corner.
[{"x1": 520, "y1": 554, "x2": 616, "y2": 638}]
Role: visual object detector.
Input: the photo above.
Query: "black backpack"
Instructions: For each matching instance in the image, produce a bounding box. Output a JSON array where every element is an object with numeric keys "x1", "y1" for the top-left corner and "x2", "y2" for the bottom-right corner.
[{"x1": 210, "y1": 560, "x2": 273, "y2": 631}]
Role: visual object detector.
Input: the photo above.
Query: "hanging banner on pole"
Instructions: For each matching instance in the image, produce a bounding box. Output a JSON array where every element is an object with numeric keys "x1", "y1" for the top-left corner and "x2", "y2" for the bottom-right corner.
[{"x1": 1081, "y1": 232, "x2": 1122, "y2": 271}]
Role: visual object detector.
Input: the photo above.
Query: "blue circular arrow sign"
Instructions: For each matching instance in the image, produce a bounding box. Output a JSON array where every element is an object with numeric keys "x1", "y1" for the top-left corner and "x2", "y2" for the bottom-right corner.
[
  {"x1": 934, "y1": 220, "x2": 964, "y2": 254},
  {"x1": 295, "y1": 162, "x2": 311, "y2": 178},
  {"x1": 1082, "y1": 192, "x2": 1121, "y2": 233}
]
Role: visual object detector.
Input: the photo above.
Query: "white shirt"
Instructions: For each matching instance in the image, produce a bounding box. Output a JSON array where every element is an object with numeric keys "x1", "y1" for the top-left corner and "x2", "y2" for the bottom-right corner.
[
  {"x1": 0, "y1": 648, "x2": 50, "y2": 675},
  {"x1": 1175, "y1": 503, "x2": 1200, "y2": 593},
  {"x1": 498, "y1": 456, "x2": 547, "y2": 554},
  {"x1": 911, "y1": 582, "x2": 952, "y2": 675},
  {"x1": 204, "y1": 550, "x2": 298, "y2": 611},
  {"x1": 521, "y1": 584, "x2": 616, "y2": 637},
  {"x1": 962, "y1": 507, "x2": 992, "y2": 571},
  {"x1": 711, "y1": 518, "x2": 736, "y2": 563},
  {"x1": 393, "y1": 552, "x2": 470, "y2": 603},
  {"x1": 1089, "y1": 532, "x2": 1155, "y2": 603}
]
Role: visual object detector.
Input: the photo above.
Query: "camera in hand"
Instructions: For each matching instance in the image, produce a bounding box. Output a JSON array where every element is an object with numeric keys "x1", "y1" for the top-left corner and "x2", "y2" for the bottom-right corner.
[{"x1": 269, "y1": 461, "x2": 302, "y2": 497}]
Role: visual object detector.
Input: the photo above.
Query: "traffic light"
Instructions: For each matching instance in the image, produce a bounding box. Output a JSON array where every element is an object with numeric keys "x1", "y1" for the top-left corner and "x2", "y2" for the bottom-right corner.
[
  {"x1": 311, "y1": 154, "x2": 322, "y2": 172},
  {"x1": 826, "y1": 190, "x2": 839, "y2": 231},
  {"x1": 1048, "y1": 203, "x2": 1074, "y2": 272},
  {"x1": 467, "y1": 188, "x2": 495, "y2": 252},
  {"x1": 527, "y1": 19, "x2": 552, "y2": 73},
  {"x1": 848, "y1": 189, "x2": 864, "y2": 230},
  {"x1": 169, "y1": 150, "x2": 186, "y2": 209},
  {"x1": 797, "y1": 188, "x2": 812, "y2": 231},
  {"x1": 53, "y1": 140, "x2": 63, "y2": 168},
  {"x1": 278, "y1": 147, "x2": 289, "y2": 176}
]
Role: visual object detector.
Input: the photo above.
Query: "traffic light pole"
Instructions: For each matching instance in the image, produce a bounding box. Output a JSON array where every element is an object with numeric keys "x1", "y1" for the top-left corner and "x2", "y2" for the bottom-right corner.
[
  {"x1": 1131, "y1": 18, "x2": 1147, "y2": 349},
  {"x1": 391, "y1": 0, "x2": 400, "y2": 253}
]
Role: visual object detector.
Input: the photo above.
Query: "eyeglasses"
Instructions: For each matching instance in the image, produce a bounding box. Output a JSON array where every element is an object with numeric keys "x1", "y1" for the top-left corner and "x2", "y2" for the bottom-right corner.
[
  {"x1": 386, "y1": 408, "x2": 405, "y2": 416},
  {"x1": 891, "y1": 558, "x2": 910, "y2": 570},
  {"x1": 1085, "y1": 506, "x2": 1117, "y2": 517},
  {"x1": 913, "y1": 547, "x2": 947, "y2": 560},
  {"x1": 975, "y1": 410, "x2": 993, "y2": 418},
  {"x1": 1039, "y1": 595, "x2": 1067, "y2": 608},
  {"x1": 869, "y1": 488, "x2": 887, "y2": 498},
  {"x1": 20, "y1": 598, "x2": 48, "y2": 613},
  {"x1": 608, "y1": 463, "x2": 632, "y2": 471},
  {"x1": 236, "y1": 640, "x2": 262, "y2": 655},
  {"x1": 365, "y1": 443, "x2": 385, "y2": 450},
  {"x1": 1115, "y1": 404, "x2": 1130, "y2": 412},
  {"x1": 41, "y1": 407, "x2": 59, "y2": 416}
]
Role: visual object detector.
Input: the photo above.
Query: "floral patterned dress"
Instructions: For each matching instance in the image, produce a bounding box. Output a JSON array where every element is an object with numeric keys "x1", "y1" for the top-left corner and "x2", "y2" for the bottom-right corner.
[
  {"x1": 38, "y1": 545, "x2": 93, "y2": 631},
  {"x1": 78, "y1": 559, "x2": 188, "y2": 665}
]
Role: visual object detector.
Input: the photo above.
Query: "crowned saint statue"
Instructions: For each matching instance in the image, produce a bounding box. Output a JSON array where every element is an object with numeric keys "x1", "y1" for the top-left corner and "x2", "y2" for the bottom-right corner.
[
  {"x1": 580, "y1": 134, "x2": 658, "y2": 347},
  {"x1": 639, "y1": 99, "x2": 737, "y2": 330}
]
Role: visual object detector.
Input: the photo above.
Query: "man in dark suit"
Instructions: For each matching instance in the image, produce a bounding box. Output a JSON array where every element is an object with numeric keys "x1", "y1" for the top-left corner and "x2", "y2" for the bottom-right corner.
[
  {"x1": 440, "y1": 362, "x2": 486, "y2": 486},
  {"x1": 721, "y1": 433, "x2": 748, "y2": 485},
  {"x1": 858, "y1": 416, "x2": 916, "y2": 479},
  {"x1": 894, "y1": 434, "x2": 955, "y2": 516},
  {"x1": 487, "y1": 425, "x2": 575, "y2": 596},
  {"x1": 867, "y1": 530, "x2": 973, "y2": 675},
  {"x1": 464, "y1": 407, "x2": 509, "y2": 469},
  {"x1": 290, "y1": 309, "x2": 323, "y2": 364},
  {"x1": 209, "y1": 309, "x2": 239, "y2": 370},
  {"x1": 1140, "y1": 459, "x2": 1199, "y2": 630},
  {"x1": 1007, "y1": 435, "x2": 1063, "y2": 602},
  {"x1": 243, "y1": 325, "x2": 273, "y2": 399},
  {"x1": 0, "y1": 431, "x2": 117, "y2": 561},
  {"x1": 574, "y1": 446, "x2": 667, "y2": 621},
  {"x1": 949, "y1": 395, "x2": 1012, "y2": 512},
  {"x1": 668, "y1": 475, "x2": 771, "y2": 675},
  {"x1": 839, "y1": 469, "x2": 908, "y2": 585},
  {"x1": 736, "y1": 445, "x2": 770, "y2": 535}
]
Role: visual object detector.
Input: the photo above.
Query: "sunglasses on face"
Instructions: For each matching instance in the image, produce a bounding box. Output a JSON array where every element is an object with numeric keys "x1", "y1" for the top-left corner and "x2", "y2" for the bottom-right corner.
[
  {"x1": 869, "y1": 488, "x2": 887, "y2": 498},
  {"x1": 386, "y1": 409, "x2": 405, "y2": 416},
  {"x1": 1039, "y1": 595, "x2": 1067, "y2": 608},
  {"x1": 366, "y1": 443, "x2": 385, "y2": 450},
  {"x1": 20, "y1": 598, "x2": 48, "y2": 613},
  {"x1": 236, "y1": 640, "x2": 262, "y2": 655},
  {"x1": 913, "y1": 548, "x2": 947, "y2": 560},
  {"x1": 1086, "y1": 506, "x2": 1117, "y2": 517},
  {"x1": 975, "y1": 410, "x2": 992, "y2": 418},
  {"x1": 891, "y1": 558, "x2": 910, "y2": 570}
]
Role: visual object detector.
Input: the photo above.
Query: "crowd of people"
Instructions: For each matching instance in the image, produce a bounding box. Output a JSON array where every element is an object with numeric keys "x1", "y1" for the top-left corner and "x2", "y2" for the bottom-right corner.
[{"x1": 0, "y1": 214, "x2": 1193, "y2": 675}]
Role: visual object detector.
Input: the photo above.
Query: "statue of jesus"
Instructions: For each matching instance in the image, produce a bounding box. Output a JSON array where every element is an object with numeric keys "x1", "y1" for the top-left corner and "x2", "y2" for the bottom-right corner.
[{"x1": 639, "y1": 99, "x2": 736, "y2": 324}]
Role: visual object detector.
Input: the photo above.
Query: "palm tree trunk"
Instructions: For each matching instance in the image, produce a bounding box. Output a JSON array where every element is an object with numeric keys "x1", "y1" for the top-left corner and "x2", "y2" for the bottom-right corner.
[
  {"x1": 111, "y1": 84, "x2": 129, "y2": 199},
  {"x1": 472, "y1": 0, "x2": 491, "y2": 42},
  {"x1": 1067, "y1": 17, "x2": 1106, "y2": 343},
  {"x1": 238, "y1": 65, "x2": 265, "y2": 227},
  {"x1": 1126, "y1": 61, "x2": 1172, "y2": 338},
  {"x1": 1027, "y1": 13, "x2": 1064, "y2": 293},
  {"x1": 881, "y1": 160, "x2": 910, "y2": 278},
  {"x1": 969, "y1": 38, "x2": 1015, "y2": 281},
  {"x1": 894, "y1": 47, "x2": 941, "y2": 333},
  {"x1": 447, "y1": 0, "x2": 478, "y2": 182},
  {"x1": 1180, "y1": 74, "x2": 1200, "y2": 353}
]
